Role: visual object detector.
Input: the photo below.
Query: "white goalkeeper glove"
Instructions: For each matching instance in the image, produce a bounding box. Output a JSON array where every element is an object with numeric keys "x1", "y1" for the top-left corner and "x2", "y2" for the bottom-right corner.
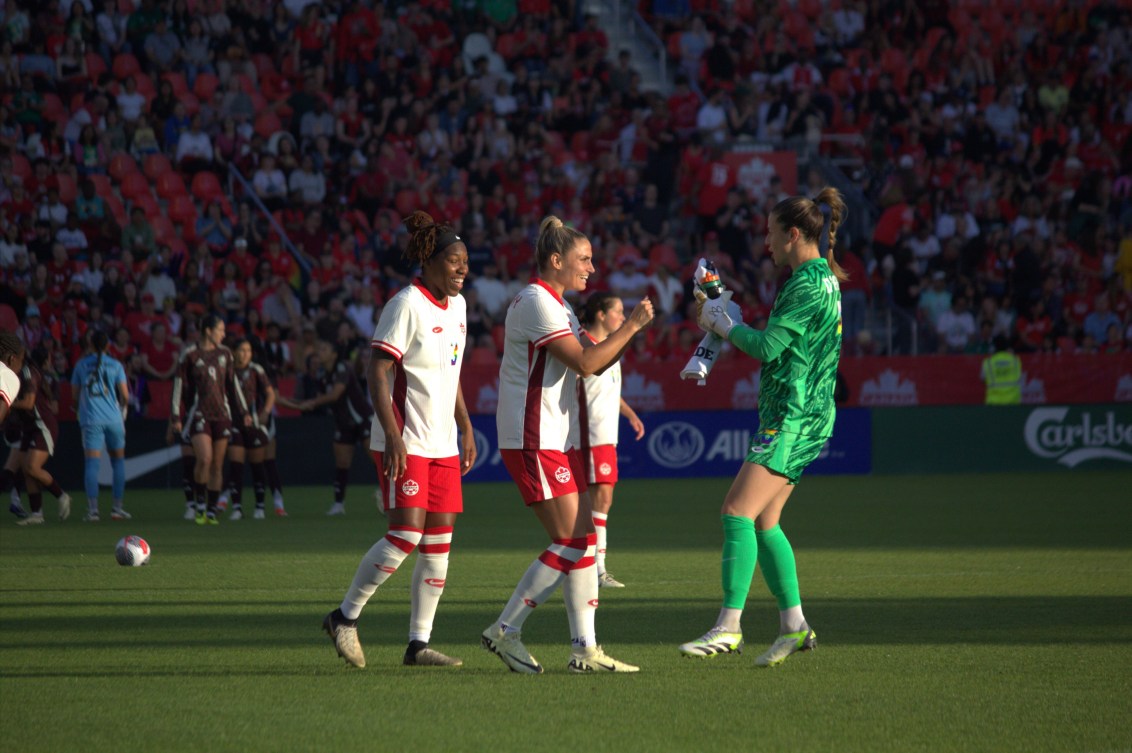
[{"x1": 694, "y1": 288, "x2": 741, "y2": 339}]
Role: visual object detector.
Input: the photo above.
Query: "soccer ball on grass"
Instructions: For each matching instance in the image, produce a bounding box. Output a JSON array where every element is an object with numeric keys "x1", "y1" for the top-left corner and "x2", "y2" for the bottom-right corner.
[{"x1": 115, "y1": 535, "x2": 151, "y2": 566}]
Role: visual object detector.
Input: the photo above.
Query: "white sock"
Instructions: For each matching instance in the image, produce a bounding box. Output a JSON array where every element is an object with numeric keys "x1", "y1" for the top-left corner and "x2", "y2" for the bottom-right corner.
[
  {"x1": 563, "y1": 533, "x2": 598, "y2": 649},
  {"x1": 716, "y1": 607, "x2": 743, "y2": 633},
  {"x1": 498, "y1": 537, "x2": 585, "y2": 630},
  {"x1": 409, "y1": 525, "x2": 452, "y2": 643},
  {"x1": 339, "y1": 525, "x2": 422, "y2": 620},
  {"x1": 780, "y1": 605, "x2": 806, "y2": 634},
  {"x1": 592, "y1": 512, "x2": 608, "y2": 574}
]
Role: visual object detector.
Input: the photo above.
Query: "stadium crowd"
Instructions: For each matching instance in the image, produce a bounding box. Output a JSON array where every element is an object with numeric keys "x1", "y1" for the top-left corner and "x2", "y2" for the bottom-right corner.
[{"x1": 1, "y1": 0, "x2": 1131, "y2": 416}]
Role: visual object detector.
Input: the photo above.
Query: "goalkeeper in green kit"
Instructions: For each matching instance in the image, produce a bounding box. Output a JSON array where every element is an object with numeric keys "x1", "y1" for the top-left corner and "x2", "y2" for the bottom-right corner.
[{"x1": 679, "y1": 187, "x2": 846, "y2": 667}]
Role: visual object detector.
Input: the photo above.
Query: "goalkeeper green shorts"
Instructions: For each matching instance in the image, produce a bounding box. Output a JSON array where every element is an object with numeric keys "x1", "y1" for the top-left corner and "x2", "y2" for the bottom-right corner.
[{"x1": 745, "y1": 428, "x2": 827, "y2": 485}]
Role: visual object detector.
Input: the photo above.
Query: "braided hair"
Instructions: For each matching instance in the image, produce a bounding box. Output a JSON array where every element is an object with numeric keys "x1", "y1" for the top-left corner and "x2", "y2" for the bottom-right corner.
[
  {"x1": 403, "y1": 211, "x2": 461, "y2": 268},
  {"x1": 770, "y1": 187, "x2": 849, "y2": 282},
  {"x1": 86, "y1": 329, "x2": 111, "y2": 398},
  {"x1": 0, "y1": 331, "x2": 24, "y2": 367}
]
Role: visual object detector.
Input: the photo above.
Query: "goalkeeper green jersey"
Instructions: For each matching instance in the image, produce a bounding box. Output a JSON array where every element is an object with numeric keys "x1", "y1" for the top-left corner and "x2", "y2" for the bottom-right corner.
[{"x1": 728, "y1": 257, "x2": 842, "y2": 438}]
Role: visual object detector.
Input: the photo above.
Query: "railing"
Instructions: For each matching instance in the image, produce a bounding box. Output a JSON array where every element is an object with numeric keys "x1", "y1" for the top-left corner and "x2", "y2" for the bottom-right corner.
[
  {"x1": 225, "y1": 163, "x2": 312, "y2": 276},
  {"x1": 629, "y1": 4, "x2": 668, "y2": 87}
]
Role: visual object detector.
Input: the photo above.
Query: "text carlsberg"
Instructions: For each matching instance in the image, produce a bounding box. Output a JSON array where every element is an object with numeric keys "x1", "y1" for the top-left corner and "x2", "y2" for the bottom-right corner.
[{"x1": 1023, "y1": 407, "x2": 1132, "y2": 467}]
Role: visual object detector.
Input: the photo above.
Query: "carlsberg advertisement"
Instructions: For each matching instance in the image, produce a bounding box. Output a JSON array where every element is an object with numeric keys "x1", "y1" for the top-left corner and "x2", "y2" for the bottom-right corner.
[{"x1": 873, "y1": 404, "x2": 1132, "y2": 474}]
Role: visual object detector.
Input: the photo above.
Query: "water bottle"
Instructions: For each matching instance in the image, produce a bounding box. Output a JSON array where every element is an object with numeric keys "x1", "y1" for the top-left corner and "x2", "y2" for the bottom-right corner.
[{"x1": 699, "y1": 261, "x2": 724, "y2": 299}]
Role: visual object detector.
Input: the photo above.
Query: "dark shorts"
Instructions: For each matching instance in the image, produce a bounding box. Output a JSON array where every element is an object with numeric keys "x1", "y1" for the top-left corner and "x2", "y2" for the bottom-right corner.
[
  {"x1": 333, "y1": 420, "x2": 370, "y2": 447},
  {"x1": 185, "y1": 416, "x2": 232, "y2": 442},
  {"x1": 21, "y1": 421, "x2": 59, "y2": 455},
  {"x1": 745, "y1": 428, "x2": 827, "y2": 485},
  {"x1": 229, "y1": 424, "x2": 269, "y2": 449}
]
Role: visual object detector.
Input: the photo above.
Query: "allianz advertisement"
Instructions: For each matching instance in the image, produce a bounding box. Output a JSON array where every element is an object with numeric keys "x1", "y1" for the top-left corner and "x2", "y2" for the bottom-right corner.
[
  {"x1": 873, "y1": 404, "x2": 1132, "y2": 474},
  {"x1": 463, "y1": 408, "x2": 872, "y2": 482}
]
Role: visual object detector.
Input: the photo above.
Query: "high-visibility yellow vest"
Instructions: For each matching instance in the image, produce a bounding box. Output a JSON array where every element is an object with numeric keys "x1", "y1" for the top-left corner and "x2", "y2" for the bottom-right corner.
[{"x1": 982, "y1": 352, "x2": 1022, "y2": 405}]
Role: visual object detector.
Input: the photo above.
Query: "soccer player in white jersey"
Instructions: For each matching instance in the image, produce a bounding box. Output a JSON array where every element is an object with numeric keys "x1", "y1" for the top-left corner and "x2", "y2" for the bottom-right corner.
[
  {"x1": 578, "y1": 292, "x2": 646, "y2": 588},
  {"x1": 322, "y1": 211, "x2": 475, "y2": 668},
  {"x1": 0, "y1": 333, "x2": 23, "y2": 424},
  {"x1": 482, "y1": 216, "x2": 654, "y2": 674}
]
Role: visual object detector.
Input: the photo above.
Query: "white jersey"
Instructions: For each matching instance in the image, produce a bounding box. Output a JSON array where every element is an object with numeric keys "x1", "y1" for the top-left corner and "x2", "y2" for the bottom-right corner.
[
  {"x1": 0, "y1": 362, "x2": 20, "y2": 411},
  {"x1": 497, "y1": 280, "x2": 581, "y2": 451},
  {"x1": 578, "y1": 331, "x2": 622, "y2": 448},
  {"x1": 369, "y1": 281, "x2": 467, "y2": 457}
]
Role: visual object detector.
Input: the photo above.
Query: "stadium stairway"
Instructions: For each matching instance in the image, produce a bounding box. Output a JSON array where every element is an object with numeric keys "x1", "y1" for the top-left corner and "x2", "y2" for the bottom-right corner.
[{"x1": 585, "y1": 0, "x2": 672, "y2": 96}]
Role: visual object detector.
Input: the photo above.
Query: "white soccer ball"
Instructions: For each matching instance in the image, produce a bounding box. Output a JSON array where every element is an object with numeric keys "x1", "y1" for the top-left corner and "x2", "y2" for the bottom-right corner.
[{"x1": 115, "y1": 535, "x2": 151, "y2": 567}]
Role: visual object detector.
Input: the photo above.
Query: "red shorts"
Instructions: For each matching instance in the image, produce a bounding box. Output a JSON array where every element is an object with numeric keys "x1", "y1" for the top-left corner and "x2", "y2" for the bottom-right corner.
[
  {"x1": 371, "y1": 452, "x2": 463, "y2": 514},
  {"x1": 500, "y1": 448, "x2": 579, "y2": 505},
  {"x1": 568, "y1": 447, "x2": 588, "y2": 495},
  {"x1": 582, "y1": 444, "x2": 618, "y2": 485}
]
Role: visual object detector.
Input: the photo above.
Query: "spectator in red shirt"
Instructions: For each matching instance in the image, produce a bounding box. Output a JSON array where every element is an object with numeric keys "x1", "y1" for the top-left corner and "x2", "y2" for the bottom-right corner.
[
  {"x1": 1015, "y1": 298, "x2": 1053, "y2": 353},
  {"x1": 140, "y1": 320, "x2": 178, "y2": 381}
]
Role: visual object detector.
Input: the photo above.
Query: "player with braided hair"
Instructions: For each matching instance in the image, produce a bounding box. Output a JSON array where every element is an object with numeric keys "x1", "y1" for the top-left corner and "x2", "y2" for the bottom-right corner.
[
  {"x1": 322, "y1": 211, "x2": 474, "y2": 668},
  {"x1": 680, "y1": 187, "x2": 846, "y2": 667},
  {"x1": 71, "y1": 329, "x2": 131, "y2": 522}
]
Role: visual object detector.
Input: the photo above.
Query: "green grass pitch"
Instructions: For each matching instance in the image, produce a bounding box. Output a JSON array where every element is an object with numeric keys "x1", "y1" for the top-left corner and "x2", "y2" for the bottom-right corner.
[{"x1": 2, "y1": 472, "x2": 1130, "y2": 753}]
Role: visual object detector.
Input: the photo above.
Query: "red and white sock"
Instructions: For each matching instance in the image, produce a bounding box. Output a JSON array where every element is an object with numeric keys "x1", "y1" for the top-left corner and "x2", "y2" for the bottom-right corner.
[
  {"x1": 498, "y1": 537, "x2": 586, "y2": 631},
  {"x1": 340, "y1": 525, "x2": 423, "y2": 620},
  {"x1": 409, "y1": 525, "x2": 452, "y2": 643},
  {"x1": 592, "y1": 512, "x2": 609, "y2": 574},
  {"x1": 563, "y1": 532, "x2": 598, "y2": 648}
]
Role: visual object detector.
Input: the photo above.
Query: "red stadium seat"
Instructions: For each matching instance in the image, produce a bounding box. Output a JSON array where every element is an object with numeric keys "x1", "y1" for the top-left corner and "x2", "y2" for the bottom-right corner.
[
  {"x1": 193, "y1": 72, "x2": 220, "y2": 101},
  {"x1": 109, "y1": 152, "x2": 138, "y2": 182},
  {"x1": 135, "y1": 72, "x2": 155, "y2": 99},
  {"x1": 163, "y1": 71, "x2": 189, "y2": 98},
  {"x1": 156, "y1": 171, "x2": 188, "y2": 200},
  {"x1": 169, "y1": 194, "x2": 198, "y2": 226},
  {"x1": 42, "y1": 93, "x2": 66, "y2": 124},
  {"x1": 133, "y1": 192, "x2": 161, "y2": 218},
  {"x1": 85, "y1": 51, "x2": 107, "y2": 82},
  {"x1": 236, "y1": 73, "x2": 256, "y2": 95},
  {"x1": 10, "y1": 152, "x2": 31, "y2": 180},
  {"x1": 181, "y1": 92, "x2": 201, "y2": 116},
  {"x1": 150, "y1": 214, "x2": 176, "y2": 243},
  {"x1": 143, "y1": 153, "x2": 173, "y2": 181},
  {"x1": 104, "y1": 193, "x2": 127, "y2": 226},
  {"x1": 89, "y1": 174, "x2": 114, "y2": 198},
  {"x1": 119, "y1": 172, "x2": 151, "y2": 201},
  {"x1": 56, "y1": 173, "x2": 77, "y2": 205},
  {"x1": 0, "y1": 304, "x2": 18, "y2": 332},
  {"x1": 112, "y1": 52, "x2": 141, "y2": 79},
  {"x1": 191, "y1": 171, "x2": 223, "y2": 203},
  {"x1": 254, "y1": 109, "x2": 282, "y2": 139},
  {"x1": 252, "y1": 53, "x2": 276, "y2": 80}
]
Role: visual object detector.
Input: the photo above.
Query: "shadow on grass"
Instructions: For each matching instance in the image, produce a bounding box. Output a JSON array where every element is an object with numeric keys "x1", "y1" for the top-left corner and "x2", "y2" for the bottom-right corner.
[{"x1": 3, "y1": 596, "x2": 1130, "y2": 652}]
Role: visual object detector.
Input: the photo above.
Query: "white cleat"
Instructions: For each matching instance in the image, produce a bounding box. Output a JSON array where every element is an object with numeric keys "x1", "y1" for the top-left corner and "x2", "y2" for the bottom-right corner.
[
  {"x1": 272, "y1": 491, "x2": 284, "y2": 509},
  {"x1": 322, "y1": 611, "x2": 365, "y2": 668},
  {"x1": 17, "y1": 512, "x2": 45, "y2": 526},
  {"x1": 678, "y1": 626, "x2": 744, "y2": 658},
  {"x1": 326, "y1": 502, "x2": 346, "y2": 516},
  {"x1": 58, "y1": 492, "x2": 71, "y2": 521},
  {"x1": 229, "y1": 508, "x2": 243, "y2": 521},
  {"x1": 598, "y1": 571, "x2": 625, "y2": 588},
  {"x1": 567, "y1": 645, "x2": 640, "y2": 673},
  {"x1": 481, "y1": 623, "x2": 543, "y2": 674},
  {"x1": 110, "y1": 507, "x2": 131, "y2": 521},
  {"x1": 216, "y1": 494, "x2": 229, "y2": 512},
  {"x1": 183, "y1": 505, "x2": 197, "y2": 521},
  {"x1": 253, "y1": 508, "x2": 266, "y2": 520},
  {"x1": 754, "y1": 627, "x2": 817, "y2": 668}
]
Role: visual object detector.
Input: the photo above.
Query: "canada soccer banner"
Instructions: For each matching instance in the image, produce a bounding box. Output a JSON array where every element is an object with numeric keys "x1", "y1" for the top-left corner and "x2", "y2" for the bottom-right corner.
[
  {"x1": 723, "y1": 151, "x2": 798, "y2": 196},
  {"x1": 458, "y1": 353, "x2": 1132, "y2": 414}
]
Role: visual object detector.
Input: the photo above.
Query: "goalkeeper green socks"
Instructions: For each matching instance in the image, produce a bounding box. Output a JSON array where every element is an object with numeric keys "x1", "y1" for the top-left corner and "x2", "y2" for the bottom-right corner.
[
  {"x1": 721, "y1": 515, "x2": 757, "y2": 610},
  {"x1": 757, "y1": 524, "x2": 802, "y2": 611}
]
